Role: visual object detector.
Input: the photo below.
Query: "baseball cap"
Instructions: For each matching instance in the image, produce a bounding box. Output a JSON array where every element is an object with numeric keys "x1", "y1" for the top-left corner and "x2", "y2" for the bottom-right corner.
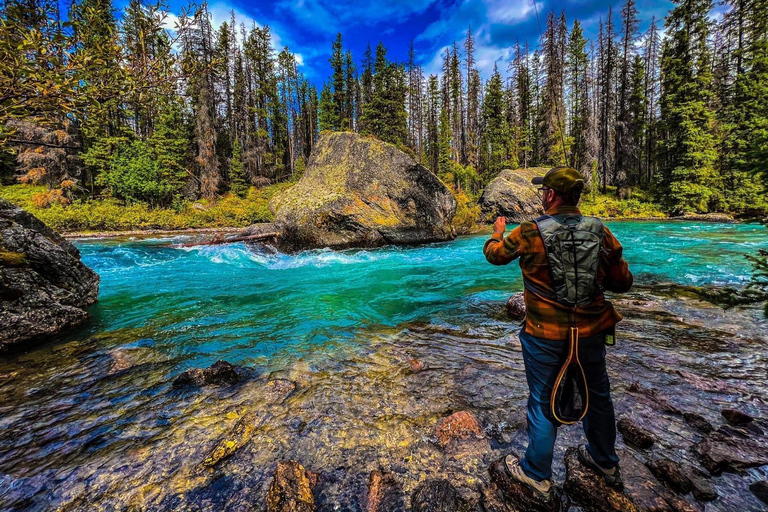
[{"x1": 531, "y1": 166, "x2": 585, "y2": 195}]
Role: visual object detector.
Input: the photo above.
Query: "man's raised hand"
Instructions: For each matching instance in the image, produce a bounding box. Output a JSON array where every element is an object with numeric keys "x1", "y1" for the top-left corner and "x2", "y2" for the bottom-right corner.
[{"x1": 493, "y1": 216, "x2": 507, "y2": 235}]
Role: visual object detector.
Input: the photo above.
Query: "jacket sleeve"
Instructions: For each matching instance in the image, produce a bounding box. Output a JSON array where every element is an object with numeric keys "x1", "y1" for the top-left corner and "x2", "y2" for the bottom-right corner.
[
  {"x1": 601, "y1": 225, "x2": 633, "y2": 293},
  {"x1": 483, "y1": 225, "x2": 525, "y2": 265}
]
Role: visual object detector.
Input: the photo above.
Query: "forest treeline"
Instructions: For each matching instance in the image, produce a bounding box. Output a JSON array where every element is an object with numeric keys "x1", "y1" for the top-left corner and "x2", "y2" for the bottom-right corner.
[{"x1": 0, "y1": 0, "x2": 767, "y2": 215}]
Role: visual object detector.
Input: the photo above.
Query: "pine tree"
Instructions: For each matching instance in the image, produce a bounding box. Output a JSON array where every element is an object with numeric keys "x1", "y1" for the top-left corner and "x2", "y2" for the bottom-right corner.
[
  {"x1": 359, "y1": 43, "x2": 407, "y2": 146},
  {"x1": 330, "y1": 33, "x2": 345, "y2": 130},
  {"x1": 659, "y1": 0, "x2": 719, "y2": 213},
  {"x1": 425, "y1": 75, "x2": 441, "y2": 174},
  {"x1": 229, "y1": 139, "x2": 248, "y2": 197},
  {"x1": 465, "y1": 27, "x2": 480, "y2": 171},
  {"x1": 479, "y1": 66, "x2": 511, "y2": 181},
  {"x1": 538, "y1": 12, "x2": 569, "y2": 166},
  {"x1": 567, "y1": 20, "x2": 592, "y2": 176},
  {"x1": 614, "y1": 0, "x2": 639, "y2": 195}
]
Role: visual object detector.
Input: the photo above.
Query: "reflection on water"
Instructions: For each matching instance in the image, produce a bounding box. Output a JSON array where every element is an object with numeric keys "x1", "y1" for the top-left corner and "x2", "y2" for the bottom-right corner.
[{"x1": 1, "y1": 222, "x2": 768, "y2": 511}]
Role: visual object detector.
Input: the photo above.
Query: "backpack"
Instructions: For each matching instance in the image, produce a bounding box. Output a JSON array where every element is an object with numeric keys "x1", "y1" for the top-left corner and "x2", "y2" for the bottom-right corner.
[{"x1": 524, "y1": 214, "x2": 605, "y2": 307}]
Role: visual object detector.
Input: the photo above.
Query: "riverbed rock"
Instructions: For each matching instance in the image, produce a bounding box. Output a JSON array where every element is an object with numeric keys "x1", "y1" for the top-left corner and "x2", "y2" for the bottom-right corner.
[
  {"x1": 720, "y1": 408, "x2": 753, "y2": 425},
  {"x1": 0, "y1": 199, "x2": 99, "y2": 351},
  {"x1": 410, "y1": 479, "x2": 471, "y2": 512},
  {"x1": 433, "y1": 410, "x2": 484, "y2": 448},
  {"x1": 627, "y1": 382, "x2": 681, "y2": 415},
  {"x1": 692, "y1": 420, "x2": 768, "y2": 474},
  {"x1": 269, "y1": 131, "x2": 457, "y2": 251},
  {"x1": 750, "y1": 480, "x2": 768, "y2": 506},
  {"x1": 172, "y1": 360, "x2": 245, "y2": 387},
  {"x1": 266, "y1": 460, "x2": 317, "y2": 512},
  {"x1": 488, "y1": 457, "x2": 562, "y2": 512},
  {"x1": 506, "y1": 293, "x2": 526, "y2": 321},
  {"x1": 196, "y1": 412, "x2": 257, "y2": 473},
  {"x1": 564, "y1": 448, "x2": 699, "y2": 512},
  {"x1": 645, "y1": 458, "x2": 692, "y2": 495},
  {"x1": 479, "y1": 168, "x2": 547, "y2": 223},
  {"x1": 617, "y1": 417, "x2": 655, "y2": 449},
  {"x1": 365, "y1": 470, "x2": 404, "y2": 512}
]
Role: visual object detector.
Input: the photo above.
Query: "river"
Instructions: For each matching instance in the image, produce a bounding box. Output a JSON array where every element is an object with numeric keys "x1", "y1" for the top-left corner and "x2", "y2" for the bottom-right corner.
[{"x1": 1, "y1": 221, "x2": 767, "y2": 511}]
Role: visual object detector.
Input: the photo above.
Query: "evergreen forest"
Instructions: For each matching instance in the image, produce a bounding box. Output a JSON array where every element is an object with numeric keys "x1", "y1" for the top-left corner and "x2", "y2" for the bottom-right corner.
[{"x1": 1, "y1": 0, "x2": 767, "y2": 218}]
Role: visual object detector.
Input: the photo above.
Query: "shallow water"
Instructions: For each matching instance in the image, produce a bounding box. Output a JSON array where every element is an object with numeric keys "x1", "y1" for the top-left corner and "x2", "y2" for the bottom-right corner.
[{"x1": 1, "y1": 221, "x2": 768, "y2": 511}]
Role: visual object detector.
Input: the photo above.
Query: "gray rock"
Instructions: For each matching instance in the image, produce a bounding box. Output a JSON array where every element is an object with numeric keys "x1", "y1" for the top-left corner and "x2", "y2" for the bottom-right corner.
[
  {"x1": 172, "y1": 360, "x2": 245, "y2": 387},
  {"x1": 479, "y1": 168, "x2": 547, "y2": 223},
  {"x1": 682, "y1": 412, "x2": 714, "y2": 434},
  {"x1": 618, "y1": 417, "x2": 656, "y2": 449},
  {"x1": 720, "y1": 408, "x2": 753, "y2": 426},
  {"x1": 270, "y1": 132, "x2": 456, "y2": 251},
  {"x1": 750, "y1": 480, "x2": 768, "y2": 506},
  {"x1": 506, "y1": 292, "x2": 526, "y2": 321},
  {"x1": 693, "y1": 420, "x2": 768, "y2": 474},
  {"x1": 0, "y1": 199, "x2": 99, "y2": 351}
]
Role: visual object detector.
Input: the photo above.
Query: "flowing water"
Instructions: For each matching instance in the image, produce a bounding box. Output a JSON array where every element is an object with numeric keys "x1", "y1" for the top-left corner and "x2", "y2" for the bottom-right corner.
[{"x1": 1, "y1": 221, "x2": 768, "y2": 511}]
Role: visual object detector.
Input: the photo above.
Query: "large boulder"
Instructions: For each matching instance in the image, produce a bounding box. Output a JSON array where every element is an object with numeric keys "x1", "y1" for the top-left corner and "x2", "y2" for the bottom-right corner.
[
  {"x1": 0, "y1": 199, "x2": 99, "y2": 351},
  {"x1": 269, "y1": 132, "x2": 457, "y2": 251},
  {"x1": 479, "y1": 168, "x2": 547, "y2": 223}
]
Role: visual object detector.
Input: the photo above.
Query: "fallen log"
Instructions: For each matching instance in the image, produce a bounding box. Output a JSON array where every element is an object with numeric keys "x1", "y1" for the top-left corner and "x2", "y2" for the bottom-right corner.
[{"x1": 177, "y1": 232, "x2": 279, "y2": 248}]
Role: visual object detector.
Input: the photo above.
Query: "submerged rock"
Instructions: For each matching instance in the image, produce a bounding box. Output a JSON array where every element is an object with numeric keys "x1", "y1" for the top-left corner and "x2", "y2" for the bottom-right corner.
[
  {"x1": 270, "y1": 131, "x2": 457, "y2": 251},
  {"x1": 479, "y1": 168, "x2": 547, "y2": 223},
  {"x1": 433, "y1": 410, "x2": 484, "y2": 448},
  {"x1": 365, "y1": 470, "x2": 404, "y2": 512},
  {"x1": 172, "y1": 360, "x2": 246, "y2": 387},
  {"x1": 410, "y1": 479, "x2": 471, "y2": 512},
  {"x1": 506, "y1": 292, "x2": 526, "y2": 321},
  {"x1": 0, "y1": 199, "x2": 99, "y2": 351},
  {"x1": 617, "y1": 417, "x2": 655, "y2": 449},
  {"x1": 196, "y1": 412, "x2": 257, "y2": 473},
  {"x1": 266, "y1": 460, "x2": 317, "y2": 512},
  {"x1": 692, "y1": 420, "x2": 768, "y2": 474}
]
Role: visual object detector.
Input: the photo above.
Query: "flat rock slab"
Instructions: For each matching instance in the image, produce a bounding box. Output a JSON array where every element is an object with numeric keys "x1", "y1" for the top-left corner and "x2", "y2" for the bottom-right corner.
[
  {"x1": 693, "y1": 420, "x2": 768, "y2": 474},
  {"x1": 564, "y1": 448, "x2": 699, "y2": 512},
  {"x1": 266, "y1": 460, "x2": 317, "y2": 512}
]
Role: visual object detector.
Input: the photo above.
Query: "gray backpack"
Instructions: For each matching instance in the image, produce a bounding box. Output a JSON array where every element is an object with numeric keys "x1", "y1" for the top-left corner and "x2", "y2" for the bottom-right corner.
[{"x1": 524, "y1": 214, "x2": 605, "y2": 307}]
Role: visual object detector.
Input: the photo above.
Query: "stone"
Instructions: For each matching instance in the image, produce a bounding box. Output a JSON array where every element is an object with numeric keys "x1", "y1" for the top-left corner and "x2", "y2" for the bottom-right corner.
[
  {"x1": 172, "y1": 360, "x2": 244, "y2": 387},
  {"x1": 693, "y1": 420, "x2": 768, "y2": 474},
  {"x1": 688, "y1": 472, "x2": 717, "y2": 502},
  {"x1": 479, "y1": 168, "x2": 547, "y2": 223},
  {"x1": 645, "y1": 458, "x2": 692, "y2": 494},
  {"x1": 195, "y1": 412, "x2": 257, "y2": 473},
  {"x1": 408, "y1": 359, "x2": 425, "y2": 373},
  {"x1": 365, "y1": 470, "x2": 404, "y2": 512},
  {"x1": 682, "y1": 412, "x2": 714, "y2": 434},
  {"x1": 433, "y1": 411, "x2": 484, "y2": 448},
  {"x1": 617, "y1": 417, "x2": 655, "y2": 449},
  {"x1": 270, "y1": 131, "x2": 456, "y2": 251},
  {"x1": 749, "y1": 480, "x2": 768, "y2": 507},
  {"x1": 487, "y1": 457, "x2": 562, "y2": 512},
  {"x1": 410, "y1": 479, "x2": 471, "y2": 512},
  {"x1": 266, "y1": 460, "x2": 317, "y2": 512},
  {"x1": 264, "y1": 379, "x2": 297, "y2": 403},
  {"x1": 564, "y1": 448, "x2": 699, "y2": 512},
  {"x1": 0, "y1": 199, "x2": 99, "y2": 351},
  {"x1": 506, "y1": 293, "x2": 526, "y2": 321},
  {"x1": 720, "y1": 408, "x2": 753, "y2": 426}
]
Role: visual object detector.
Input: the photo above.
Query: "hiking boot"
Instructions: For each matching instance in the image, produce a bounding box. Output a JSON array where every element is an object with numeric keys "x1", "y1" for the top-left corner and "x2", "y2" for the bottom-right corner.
[
  {"x1": 577, "y1": 445, "x2": 624, "y2": 489},
  {"x1": 503, "y1": 454, "x2": 553, "y2": 500}
]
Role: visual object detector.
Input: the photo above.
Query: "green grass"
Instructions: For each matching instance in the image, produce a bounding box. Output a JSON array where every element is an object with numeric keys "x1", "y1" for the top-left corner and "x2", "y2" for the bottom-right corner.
[
  {"x1": 580, "y1": 188, "x2": 667, "y2": 219},
  {"x1": 0, "y1": 183, "x2": 292, "y2": 233}
]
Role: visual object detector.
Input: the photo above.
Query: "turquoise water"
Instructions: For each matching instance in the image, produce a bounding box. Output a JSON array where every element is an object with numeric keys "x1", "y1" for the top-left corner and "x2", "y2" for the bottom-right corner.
[{"x1": 76, "y1": 221, "x2": 768, "y2": 370}]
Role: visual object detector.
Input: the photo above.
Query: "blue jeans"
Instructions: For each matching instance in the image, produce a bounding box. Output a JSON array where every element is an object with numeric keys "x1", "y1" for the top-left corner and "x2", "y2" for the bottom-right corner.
[{"x1": 518, "y1": 329, "x2": 619, "y2": 481}]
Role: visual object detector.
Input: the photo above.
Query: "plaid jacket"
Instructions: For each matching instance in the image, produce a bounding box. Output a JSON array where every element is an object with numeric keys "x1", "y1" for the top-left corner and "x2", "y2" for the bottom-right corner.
[{"x1": 483, "y1": 205, "x2": 633, "y2": 340}]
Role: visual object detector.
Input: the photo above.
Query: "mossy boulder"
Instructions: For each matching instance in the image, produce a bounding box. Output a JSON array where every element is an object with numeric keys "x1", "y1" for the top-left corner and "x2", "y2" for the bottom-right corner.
[
  {"x1": 269, "y1": 132, "x2": 457, "y2": 251},
  {"x1": 1, "y1": 199, "x2": 99, "y2": 351},
  {"x1": 479, "y1": 168, "x2": 547, "y2": 223}
]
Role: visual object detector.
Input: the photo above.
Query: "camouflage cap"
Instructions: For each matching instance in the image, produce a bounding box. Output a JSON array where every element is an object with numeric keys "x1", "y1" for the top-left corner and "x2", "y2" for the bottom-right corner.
[{"x1": 531, "y1": 166, "x2": 585, "y2": 195}]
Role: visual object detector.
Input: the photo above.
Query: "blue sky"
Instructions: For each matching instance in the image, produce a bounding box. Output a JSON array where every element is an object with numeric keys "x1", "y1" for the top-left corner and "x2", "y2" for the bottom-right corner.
[{"x1": 146, "y1": 0, "x2": 683, "y2": 84}]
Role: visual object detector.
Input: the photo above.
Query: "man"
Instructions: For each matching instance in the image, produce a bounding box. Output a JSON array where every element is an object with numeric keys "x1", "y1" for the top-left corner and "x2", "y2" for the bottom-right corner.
[{"x1": 483, "y1": 166, "x2": 633, "y2": 500}]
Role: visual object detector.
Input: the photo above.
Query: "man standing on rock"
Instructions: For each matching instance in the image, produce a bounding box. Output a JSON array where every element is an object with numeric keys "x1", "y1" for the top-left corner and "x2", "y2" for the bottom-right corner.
[{"x1": 483, "y1": 166, "x2": 633, "y2": 501}]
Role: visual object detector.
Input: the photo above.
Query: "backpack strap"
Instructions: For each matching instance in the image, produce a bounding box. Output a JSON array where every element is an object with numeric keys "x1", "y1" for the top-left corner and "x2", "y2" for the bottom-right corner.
[{"x1": 524, "y1": 214, "x2": 558, "y2": 301}]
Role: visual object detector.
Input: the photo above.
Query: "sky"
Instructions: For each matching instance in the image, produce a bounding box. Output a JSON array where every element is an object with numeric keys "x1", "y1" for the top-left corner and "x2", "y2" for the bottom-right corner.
[{"x1": 123, "y1": 0, "x2": 690, "y2": 85}]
